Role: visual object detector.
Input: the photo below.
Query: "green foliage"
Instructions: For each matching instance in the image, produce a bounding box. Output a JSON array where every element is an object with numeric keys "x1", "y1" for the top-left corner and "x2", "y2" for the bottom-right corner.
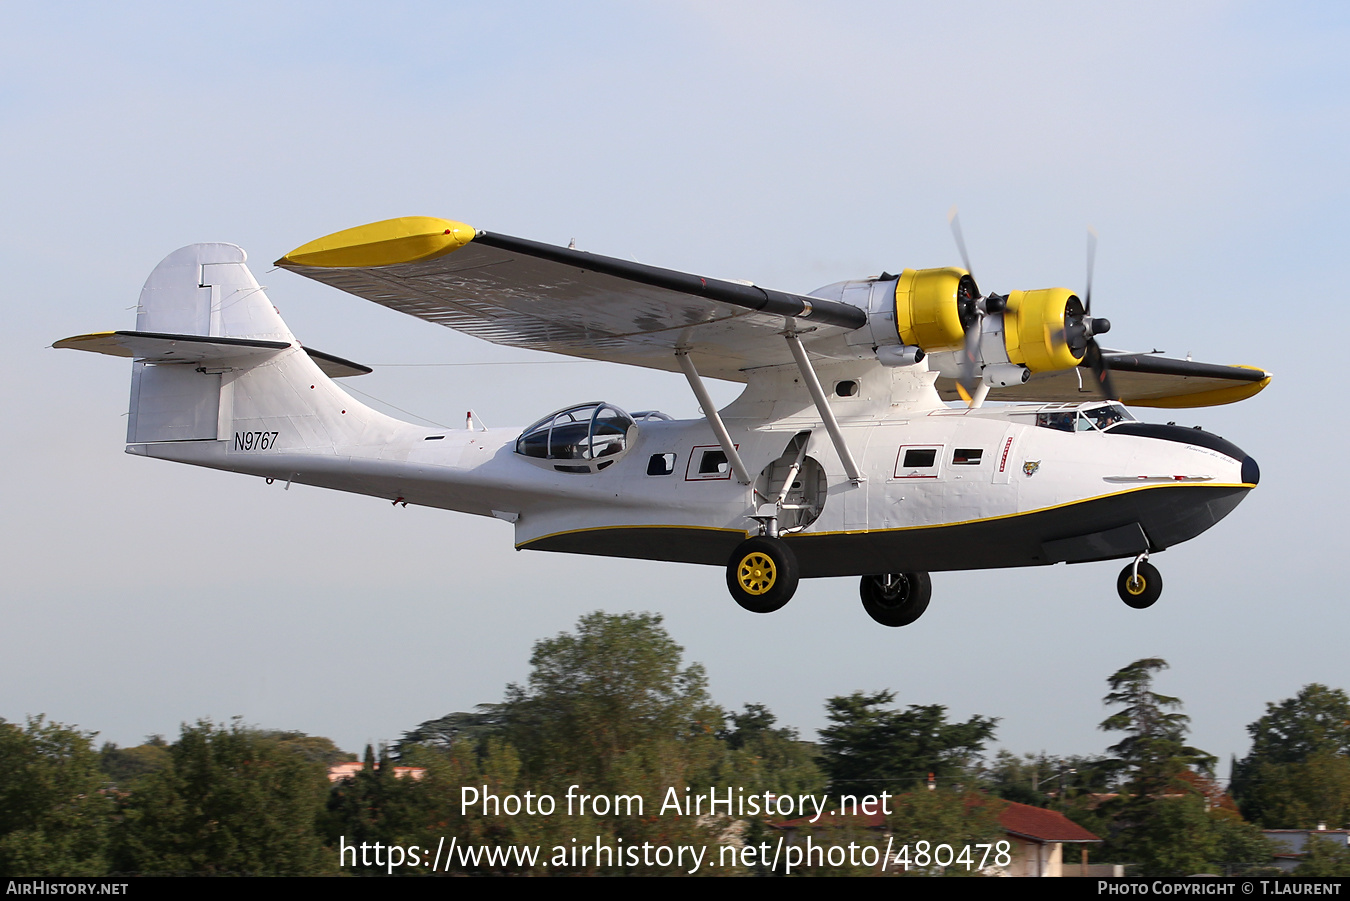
[
  {"x1": 1115, "y1": 794, "x2": 1221, "y2": 876},
  {"x1": 254, "y1": 731, "x2": 354, "y2": 766},
  {"x1": 1089, "y1": 659, "x2": 1273, "y2": 876},
  {"x1": 500, "y1": 611, "x2": 725, "y2": 795},
  {"x1": 887, "y1": 789, "x2": 1005, "y2": 876},
  {"x1": 1099, "y1": 658, "x2": 1216, "y2": 794},
  {"x1": 1295, "y1": 834, "x2": 1350, "y2": 876},
  {"x1": 112, "y1": 719, "x2": 332, "y2": 875},
  {"x1": 0, "y1": 716, "x2": 111, "y2": 877},
  {"x1": 1208, "y1": 809, "x2": 1278, "y2": 875},
  {"x1": 396, "y1": 708, "x2": 503, "y2": 756},
  {"x1": 99, "y1": 740, "x2": 170, "y2": 787},
  {"x1": 712, "y1": 703, "x2": 825, "y2": 799},
  {"x1": 1243, "y1": 684, "x2": 1350, "y2": 763},
  {"x1": 1233, "y1": 684, "x2": 1350, "y2": 828},
  {"x1": 981, "y1": 750, "x2": 1111, "y2": 808},
  {"x1": 819, "y1": 690, "x2": 997, "y2": 796},
  {"x1": 351, "y1": 612, "x2": 740, "y2": 875}
]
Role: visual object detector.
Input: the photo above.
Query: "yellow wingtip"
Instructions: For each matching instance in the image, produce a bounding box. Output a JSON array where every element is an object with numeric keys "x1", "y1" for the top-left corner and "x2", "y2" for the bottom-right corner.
[{"x1": 277, "y1": 216, "x2": 476, "y2": 269}]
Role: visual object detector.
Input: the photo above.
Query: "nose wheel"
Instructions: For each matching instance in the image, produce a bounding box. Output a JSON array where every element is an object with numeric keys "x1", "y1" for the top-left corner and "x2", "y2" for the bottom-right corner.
[
  {"x1": 860, "y1": 572, "x2": 932, "y2": 627},
  {"x1": 727, "y1": 537, "x2": 799, "y2": 613},
  {"x1": 1117, "y1": 558, "x2": 1163, "y2": 609}
]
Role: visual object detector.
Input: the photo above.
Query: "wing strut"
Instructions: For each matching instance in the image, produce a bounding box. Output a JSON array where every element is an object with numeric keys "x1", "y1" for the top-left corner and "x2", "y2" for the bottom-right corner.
[
  {"x1": 785, "y1": 330, "x2": 864, "y2": 484},
  {"x1": 675, "y1": 349, "x2": 753, "y2": 485}
]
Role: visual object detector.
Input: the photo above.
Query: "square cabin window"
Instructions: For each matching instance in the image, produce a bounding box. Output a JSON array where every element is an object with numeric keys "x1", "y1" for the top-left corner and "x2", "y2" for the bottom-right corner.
[
  {"x1": 895, "y1": 445, "x2": 942, "y2": 479},
  {"x1": 647, "y1": 453, "x2": 676, "y2": 476}
]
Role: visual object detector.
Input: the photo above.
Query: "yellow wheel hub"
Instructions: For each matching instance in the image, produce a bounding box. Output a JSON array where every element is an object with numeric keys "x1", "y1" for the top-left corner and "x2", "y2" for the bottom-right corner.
[
  {"x1": 1126, "y1": 575, "x2": 1147, "y2": 596},
  {"x1": 737, "y1": 552, "x2": 777, "y2": 595}
]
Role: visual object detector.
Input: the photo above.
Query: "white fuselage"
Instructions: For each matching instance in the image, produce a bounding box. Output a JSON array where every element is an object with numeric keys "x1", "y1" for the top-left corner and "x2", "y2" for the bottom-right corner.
[{"x1": 133, "y1": 345, "x2": 1254, "y2": 578}]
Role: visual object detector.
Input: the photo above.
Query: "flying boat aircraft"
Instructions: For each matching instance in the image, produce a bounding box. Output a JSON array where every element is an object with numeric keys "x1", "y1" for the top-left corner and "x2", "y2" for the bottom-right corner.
[{"x1": 57, "y1": 217, "x2": 1268, "y2": 626}]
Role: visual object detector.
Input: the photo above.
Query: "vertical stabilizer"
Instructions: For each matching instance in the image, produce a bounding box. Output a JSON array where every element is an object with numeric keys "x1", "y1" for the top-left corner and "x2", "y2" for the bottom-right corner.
[
  {"x1": 129, "y1": 244, "x2": 296, "y2": 443},
  {"x1": 136, "y1": 243, "x2": 293, "y2": 342}
]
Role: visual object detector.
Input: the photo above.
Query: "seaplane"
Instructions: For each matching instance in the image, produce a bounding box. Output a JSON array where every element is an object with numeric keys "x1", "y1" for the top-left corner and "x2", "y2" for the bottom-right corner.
[{"x1": 56, "y1": 216, "x2": 1268, "y2": 626}]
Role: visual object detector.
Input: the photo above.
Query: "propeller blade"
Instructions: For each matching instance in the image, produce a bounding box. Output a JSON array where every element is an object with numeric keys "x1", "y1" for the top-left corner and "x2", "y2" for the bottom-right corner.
[
  {"x1": 957, "y1": 319, "x2": 983, "y2": 406},
  {"x1": 947, "y1": 205, "x2": 974, "y2": 277},
  {"x1": 1085, "y1": 225, "x2": 1098, "y2": 315},
  {"x1": 1083, "y1": 338, "x2": 1118, "y2": 401}
]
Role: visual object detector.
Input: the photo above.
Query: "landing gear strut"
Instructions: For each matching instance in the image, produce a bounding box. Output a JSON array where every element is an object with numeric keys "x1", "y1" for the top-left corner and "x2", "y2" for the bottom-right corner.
[
  {"x1": 1117, "y1": 555, "x2": 1163, "y2": 609},
  {"x1": 726, "y1": 537, "x2": 799, "y2": 613},
  {"x1": 859, "y1": 572, "x2": 932, "y2": 627}
]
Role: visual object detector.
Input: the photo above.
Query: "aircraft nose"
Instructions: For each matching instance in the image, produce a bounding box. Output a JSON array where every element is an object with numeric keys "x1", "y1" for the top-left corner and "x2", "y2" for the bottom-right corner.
[{"x1": 1242, "y1": 454, "x2": 1260, "y2": 486}]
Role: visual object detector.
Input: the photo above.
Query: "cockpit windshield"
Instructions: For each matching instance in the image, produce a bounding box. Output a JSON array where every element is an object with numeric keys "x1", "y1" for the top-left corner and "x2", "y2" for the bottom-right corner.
[
  {"x1": 515, "y1": 402, "x2": 637, "y2": 471},
  {"x1": 1034, "y1": 402, "x2": 1135, "y2": 433}
]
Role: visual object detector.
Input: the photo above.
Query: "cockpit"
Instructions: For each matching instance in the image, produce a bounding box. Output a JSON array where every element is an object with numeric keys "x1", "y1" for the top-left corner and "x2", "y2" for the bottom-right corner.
[
  {"x1": 1033, "y1": 401, "x2": 1135, "y2": 433},
  {"x1": 515, "y1": 402, "x2": 639, "y2": 473}
]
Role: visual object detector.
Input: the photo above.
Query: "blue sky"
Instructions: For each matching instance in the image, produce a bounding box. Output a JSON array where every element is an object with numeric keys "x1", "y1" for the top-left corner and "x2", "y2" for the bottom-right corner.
[{"x1": 2, "y1": 2, "x2": 1345, "y2": 773}]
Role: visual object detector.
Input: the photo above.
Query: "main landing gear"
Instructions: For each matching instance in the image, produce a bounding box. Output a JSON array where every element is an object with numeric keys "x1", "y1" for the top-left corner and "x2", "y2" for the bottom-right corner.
[
  {"x1": 1117, "y1": 554, "x2": 1163, "y2": 609},
  {"x1": 859, "y1": 572, "x2": 932, "y2": 627},
  {"x1": 726, "y1": 536, "x2": 799, "y2": 613},
  {"x1": 725, "y1": 537, "x2": 936, "y2": 628}
]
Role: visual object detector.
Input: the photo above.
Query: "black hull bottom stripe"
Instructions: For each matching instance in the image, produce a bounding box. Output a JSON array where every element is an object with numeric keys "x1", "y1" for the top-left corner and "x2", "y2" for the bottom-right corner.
[{"x1": 518, "y1": 485, "x2": 1252, "y2": 578}]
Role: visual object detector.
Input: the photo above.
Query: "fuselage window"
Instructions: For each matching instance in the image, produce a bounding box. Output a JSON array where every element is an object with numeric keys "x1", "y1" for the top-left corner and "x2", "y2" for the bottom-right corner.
[
  {"x1": 952, "y1": 448, "x2": 983, "y2": 465},
  {"x1": 647, "y1": 453, "x2": 676, "y2": 476},
  {"x1": 835, "y1": 380, "x2": 859, "y2": 397},
  {"x1": 1036, "y1": 411, "x2": 1077, "y2": 432},
  {"x1": 687, "y1": 446, "x2": 735, "y2": 480},
  {"x1": 515, "y1": 402, "x2": 637, "y2": 474},
  {"x1": 895, "y1": 445, "x2": 943, "y2": 479},
  {"x1": 699, "y1": 450, "x2": 729, "y2": 474},
  {"x1": 904, "y1": 448, "x2": 937, "y2": 468}
]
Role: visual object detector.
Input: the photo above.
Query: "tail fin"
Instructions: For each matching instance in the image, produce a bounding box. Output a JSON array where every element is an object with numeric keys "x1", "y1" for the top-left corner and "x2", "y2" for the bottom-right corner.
[
  {"x1": 57, "y1": 243, "x2": 384, "y2": 448},
  {"x1": 137, "y1": 243, "x2": 293, "y2": 342}
]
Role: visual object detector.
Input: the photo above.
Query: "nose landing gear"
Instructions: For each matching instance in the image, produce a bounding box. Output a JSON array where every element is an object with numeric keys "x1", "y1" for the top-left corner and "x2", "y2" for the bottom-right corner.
[{"x1": 1117, "y1": 555, "x2": 1163, "y2": 609}]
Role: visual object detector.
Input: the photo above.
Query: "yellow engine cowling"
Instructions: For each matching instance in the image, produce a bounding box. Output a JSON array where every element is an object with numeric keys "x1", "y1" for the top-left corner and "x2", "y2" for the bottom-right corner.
[
  {"x1": 1003, "y1": 287, "x2": 1085, "y2": 373},
  {"x1": 893, "y1": 267, "x2": 976, "y2": 353}
]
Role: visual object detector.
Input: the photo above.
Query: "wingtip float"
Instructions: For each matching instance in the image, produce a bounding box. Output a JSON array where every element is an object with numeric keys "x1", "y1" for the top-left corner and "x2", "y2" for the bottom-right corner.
[{"x1": 276, "y1": 216, "x2": 477, "y2": 269}]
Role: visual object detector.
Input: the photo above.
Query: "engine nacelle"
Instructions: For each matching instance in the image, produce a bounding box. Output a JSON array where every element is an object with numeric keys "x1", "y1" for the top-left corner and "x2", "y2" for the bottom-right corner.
[
  {"x1": 1003, "y1": 287, "x2": 1086, "y2": 373},
  {"x1": 893, "y1": 267, "x2": 977, "y2": 353}
]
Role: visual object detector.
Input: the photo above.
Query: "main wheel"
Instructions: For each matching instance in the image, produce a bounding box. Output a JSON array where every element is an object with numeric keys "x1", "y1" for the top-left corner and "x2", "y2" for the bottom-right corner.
[
  {"x1": 726, "y1": 537, "x2": 799, "y2": 613},
  {"x1": 1117, "y1": 560, "x2": 1163, "y2": 609},
  {"x1": 860, "y1": 572, "x2": 932, "y2": 627}
]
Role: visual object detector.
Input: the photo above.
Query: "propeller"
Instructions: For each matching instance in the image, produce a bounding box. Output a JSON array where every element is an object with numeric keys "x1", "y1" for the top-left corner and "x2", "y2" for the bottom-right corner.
[
  {"x1": 948, "y1": 212, "x2": 1117, "y2": 404},
  {"x1": 947, "y1": 207, "x2": 1000, "y2": 405},
  {"x1": 1069, "y1": 226, "x2": 1116, "y2": 400}
]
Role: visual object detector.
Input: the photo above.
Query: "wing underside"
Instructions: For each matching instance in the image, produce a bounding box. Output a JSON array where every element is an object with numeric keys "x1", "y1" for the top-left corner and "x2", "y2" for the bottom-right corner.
[
  {"x1": 938, "y1": 353, "x2": 1270, "y2": 408},
  {"x1": 276, "y1": 217, "x2": 1269, "y2": 406},
  {"x1": 277, "y1": 222, "x2": 863, "y2": 383}
]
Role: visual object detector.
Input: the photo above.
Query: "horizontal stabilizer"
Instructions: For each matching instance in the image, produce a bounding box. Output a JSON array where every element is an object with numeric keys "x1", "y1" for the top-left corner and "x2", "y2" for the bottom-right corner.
[{"x1": 55, "y1": 331, "x2": 371, "y2": 377}]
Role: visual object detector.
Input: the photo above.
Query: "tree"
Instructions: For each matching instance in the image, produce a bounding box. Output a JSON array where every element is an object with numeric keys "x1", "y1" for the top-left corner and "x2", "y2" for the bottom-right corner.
[
  {"x1": 112, "y1": 719, "x2": 332, "y2": 875},
  {"x1": 1092, "y1": 659, "x2": 1270, "y2": 875},
  {"x1": 0, "y1": 716, "x2": 111, "y2": 876},
  {"x1": 1295, "y1": 834, "x2": 1350, "y2": 876},
  {"x1": 887, "y1": 789, "x2": 1006, "y2": 876},
  {"x1": 395, "y1": 708, "x2": 503, "y2": 757},
  {"x1": 713, "y1": 703, "x2": 825, "y2": 799},
  {"x1": 819, "y1": 691, "x2": 997, "y2": 796},
  {"x1": 99, "y1": 738, "x2": 171, "y2": 787},
  {"x1": 1099, "y1": 658, "x2": 1215, "y2": 794},
  {"x1": 1232, "y1": 684, "x2": 1350, "y2": 828},
  {"x1": 499, "y1": 611, "x2": 724, "y2": 793}
]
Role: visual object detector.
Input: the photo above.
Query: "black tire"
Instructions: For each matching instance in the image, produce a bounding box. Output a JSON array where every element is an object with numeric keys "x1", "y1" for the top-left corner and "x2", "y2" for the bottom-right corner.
[
  {"x1": 726, "y1": 537, "x2": 799, "y2": 613},
  {"x1": 1117, "y1": 560, "x2": 1163, "y2": 609},
  {"x1": 860, "y1": 572, "x2": 932, "y2": 627}
]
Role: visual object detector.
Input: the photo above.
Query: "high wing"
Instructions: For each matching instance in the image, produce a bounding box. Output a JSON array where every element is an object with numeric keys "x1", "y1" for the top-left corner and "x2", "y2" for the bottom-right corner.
[
  {"x1": 937, "y1": 353, "x2": 1271, "y2": 408},
  {"x1": 277, "y1": 217, "x2": 1269, "y2": 407},
  {"x1": 276, "y1": 217, "x2": 865, "y2": 383}
]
